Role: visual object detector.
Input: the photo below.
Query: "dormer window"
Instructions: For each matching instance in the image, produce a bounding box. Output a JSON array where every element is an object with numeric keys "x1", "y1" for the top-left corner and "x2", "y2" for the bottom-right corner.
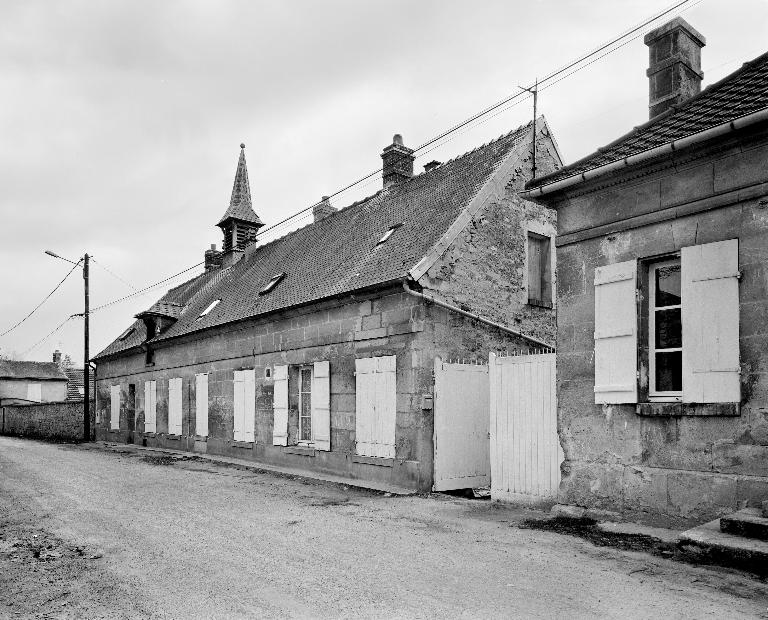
[
  {"x1": 198, "y1": 299, "x2": 221, "y2": 320},
  {"x1": 259, "y1": 273, "x2": 285, "y2": 295},
  {"x1": 377, "y1": 224, "x2": 402, "y2": 245}
]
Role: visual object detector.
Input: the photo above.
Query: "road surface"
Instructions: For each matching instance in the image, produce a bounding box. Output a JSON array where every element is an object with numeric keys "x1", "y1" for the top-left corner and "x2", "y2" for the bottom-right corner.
[{"x1": 1, "y1": 437, "x2": 766, "y2": 619}]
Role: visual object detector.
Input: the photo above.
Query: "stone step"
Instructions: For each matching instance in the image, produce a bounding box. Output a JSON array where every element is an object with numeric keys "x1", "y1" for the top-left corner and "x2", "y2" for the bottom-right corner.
[
  {"x1": 762, "y1": 500, "x2": 768, "y2": 519},
  {"x1": 680, "y1": 517, "x2": 768, "y2": 576},
  {"x1": 719, "y1": 508, "x2": 768, "y2": 541}
]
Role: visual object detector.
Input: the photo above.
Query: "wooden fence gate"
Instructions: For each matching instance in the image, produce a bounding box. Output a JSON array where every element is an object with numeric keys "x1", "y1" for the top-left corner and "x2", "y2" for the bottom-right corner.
[
  {"x1": 433, "y1": 358, "x2": 490, "y2": 491},
  {"x1": 489, "y1": 352, "x2": 561, "y2": 503}
]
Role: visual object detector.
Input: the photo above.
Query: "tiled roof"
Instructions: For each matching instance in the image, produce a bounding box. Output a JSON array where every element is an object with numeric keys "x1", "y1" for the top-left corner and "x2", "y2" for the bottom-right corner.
[
  {"x1": 136, "y1": 301, "x2": 184, "y2": 320},
  {"x1": 95, "y1": 122, "x2": 532, "y2": 360},
  {"x1": 528, "y1": 50, "x2": 768, "y2": 189},
  {"x1": 217, "y1": 145, "x2": 264, "y2": 227},
  {"x1": 64, "y1": 367, "x2": 94, "y2": 401},
  {"x1": 0, "y1": 360, "x2": 67, "y2": 381}
]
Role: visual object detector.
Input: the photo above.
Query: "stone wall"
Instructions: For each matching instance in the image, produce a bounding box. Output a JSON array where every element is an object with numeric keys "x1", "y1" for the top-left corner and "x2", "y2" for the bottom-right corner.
[
  {"x1": 420, "y1": 125, "x2": 560, "y2": 346},
  {"x1": 95, "y1": 286, "x2": 528, "y2": 491},
  {"x1": 552, "y1": 125, "x2": 768, "y2": 526},
  {"x1": 1, "y1": 401, "x2": 94, "y2": 442}
]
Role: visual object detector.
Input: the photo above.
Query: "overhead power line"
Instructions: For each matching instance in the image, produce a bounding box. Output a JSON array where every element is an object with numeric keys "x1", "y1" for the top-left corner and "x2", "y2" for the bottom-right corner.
[
  {"x1": 254, "y1": 0, "x2": 701, "y2": 241},
  {"x1": 0, "y1": 259, "x2": 82, "y2": 339},
  {"x1": 65, "y1": 0, "x2": 702, "y2": 316},
  {"x1": 91, "y1": 257, "x2": 138, "y2": 291},
  {"x1": 21, "y1": 315, "x2": 77, "y2": 357},
  {"x1": 90, "y1": 262, "x2": 205, "y2": 313}
]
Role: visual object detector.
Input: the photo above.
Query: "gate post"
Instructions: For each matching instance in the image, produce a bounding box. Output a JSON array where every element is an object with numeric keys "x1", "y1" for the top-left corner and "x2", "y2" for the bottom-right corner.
[{"x1": 488, "y1": 352, "x2": 497, "y2": 499}]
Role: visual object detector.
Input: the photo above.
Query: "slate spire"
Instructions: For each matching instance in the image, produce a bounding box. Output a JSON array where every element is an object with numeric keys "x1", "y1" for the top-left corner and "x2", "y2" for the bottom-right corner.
[
  {"x1": 217, "y1": 143, "x2": 264, "y2": 252},
  {"x1": 217, "y1": 143, "x2": 264, "y2": 228}
]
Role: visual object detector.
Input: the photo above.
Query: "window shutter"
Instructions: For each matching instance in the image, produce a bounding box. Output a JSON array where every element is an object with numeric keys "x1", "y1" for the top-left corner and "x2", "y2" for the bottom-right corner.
[
  {"x1": 233, "y1": 371, "x2": 245, "y2": 442},
  {"x1": 355, "y1": 356, "x2": 396, "y2": 458},
  {"x1": 244, "y1": 369, "x2": 256, "y2": 443},
  {"x1": 27, "y1": 383, "x2": 42, "y2": 402},
  {"x1": 144, "y1": 381, "x2": 157, "y2": 433},
  {"x1": 195, "y1": 373, "x2": 209, "y2": 437},
  {"x1": 272, "y1": 365, "x2": 289, "y2": 446},
  {"x1": 682, "y1": 239, "x2": 740, "y2": 403},
  {"x1": 168, "y1": 378, "x2": 183, "y2": 435},
  {"x1": 312, "y1": 361, "x2": 331, "y2": 451},
  {"x1": 594, "y1": 260, "x2": 638, "y2": 404},
  {"x1": 110, "y1": 385, "x2": 120, "y2": 430}
]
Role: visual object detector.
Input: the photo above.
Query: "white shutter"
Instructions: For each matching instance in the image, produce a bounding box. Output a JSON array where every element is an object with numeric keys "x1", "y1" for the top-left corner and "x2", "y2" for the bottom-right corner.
[
  {"x1": 244, "y1": 369, "x2": 255, "y2": 443},
  {"x1": 272, "y1": 365, "x2": 289, "y2": 446},
  {"x1": 376, "y1": 356, "x2": 397, "y2": 459},
  {"x1": 195, "y1": 373, "x2": 209, "y2": 437},
  {"x1": 594, "y1": 260, "x2": 638, "y2": 403},
  {"x1": 355, "y1": 355, "x2": 396, "y2": 458},
  {"x1": 312, "y1": 361, "x2": 331, "y2": 451},
  {"x1": 682, "y1": 239, "x2": 740, "y2": 403},
  {"x1": 168, "y1": 378, "x2": 183, "y2": 435},
  {"x1": 27, "y1": 383, "x2": 42, "y2": 402},
  {"x1": 110, "y1": 385, "x2": 120, "y2": 430},
  {"x1": 144, "y1": 381, "x2": 157, "y2": 433},
  {"x1": 233, "y1": 371, "x2": 245, "y2": 441}
]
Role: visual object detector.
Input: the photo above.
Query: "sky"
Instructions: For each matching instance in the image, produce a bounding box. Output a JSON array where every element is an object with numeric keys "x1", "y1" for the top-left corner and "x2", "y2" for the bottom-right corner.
[{"x1": 1, "y1": 0, "x2": 766, "y2": 365}]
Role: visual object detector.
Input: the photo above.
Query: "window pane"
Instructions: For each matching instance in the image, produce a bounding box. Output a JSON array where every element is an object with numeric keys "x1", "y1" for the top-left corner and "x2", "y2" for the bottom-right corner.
[
  {"x1": 655, "y1": 351, "x2": 682, "y2": 392},
  {"x1": 655, "y1": 265, "x2": 681, "y2": 307},
  {"x1": 301, "y1": 368, "x2": 312, "y2": 393},
  {"x1": 655, "y1": 308, "x2": 682, "y2": 349}
]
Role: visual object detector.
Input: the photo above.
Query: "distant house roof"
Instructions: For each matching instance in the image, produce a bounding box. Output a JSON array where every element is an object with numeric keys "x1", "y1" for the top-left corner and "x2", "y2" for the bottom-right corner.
[
  {"x1": 95, "y1": 121, "x2": 537, "y2": 360},
  {"x1": 0, "y1": 360, "x2": 67, "y2": 381},
  {"x1": 64, "y1": 367, "x2": 94, "y2": 401},
  {"x1": 527, "y1": 50, "x2": 768, "y2": 190}
]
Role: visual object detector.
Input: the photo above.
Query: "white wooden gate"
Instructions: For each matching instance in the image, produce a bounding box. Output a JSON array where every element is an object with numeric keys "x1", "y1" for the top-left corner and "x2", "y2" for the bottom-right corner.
[
  {"x1": 489, "y1": 352, "x2": 561, "y2": 503},
  {"x1": 433, "y1": 358, "x2": 490, "y2": 491}
]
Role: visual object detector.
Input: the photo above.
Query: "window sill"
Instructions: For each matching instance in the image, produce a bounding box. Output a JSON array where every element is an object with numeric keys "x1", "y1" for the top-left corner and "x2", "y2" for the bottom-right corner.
[
  {"x1": 636, "y1": 402, "x2": 740, "y2": 417},
  {"x1": 166, "y1": 434, "x2": 182, "y2": 440},
  {"x1": 232, "y1": 440, "x2": 254, "y2": 449},
  {"x1": 351, "y1": 455, "x2": 394, "y2": 467},
  {"x1": 527, "y1": 299, "x2": 553, "y2": 309},
  {"x1": 194, "y1": 435, "x2": 208, "y2": 442},
  {"x1": 143, "y1": 432, "x2": 157, "y2": 438},
  {"x1": 284, "y1": 446, "x2": 316, "y2": 457}
]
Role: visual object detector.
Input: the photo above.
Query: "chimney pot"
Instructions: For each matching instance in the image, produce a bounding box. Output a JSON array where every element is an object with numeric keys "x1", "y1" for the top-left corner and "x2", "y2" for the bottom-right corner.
[
  {"x1": 645, "y1": 17, "x2": 706, "y2": 119},
  {"x1": 381, "y1": 133, "x2": 415, "y2": 188},
  {"x1": 53, "y1": 350, "x2": 62, "y2": 365}
]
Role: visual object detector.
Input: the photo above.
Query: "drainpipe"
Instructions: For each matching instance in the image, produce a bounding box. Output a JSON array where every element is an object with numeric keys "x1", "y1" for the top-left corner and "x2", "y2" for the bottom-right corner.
[{"x1": 401, "y1": 279, "x2": 553, "y2": 349}]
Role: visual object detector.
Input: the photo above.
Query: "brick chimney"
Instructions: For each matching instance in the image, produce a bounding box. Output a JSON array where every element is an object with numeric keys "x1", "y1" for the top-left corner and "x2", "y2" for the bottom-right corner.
[
  {"x1": 52, "y1": 349, "x2": 62, "y2": 365},
  {"x1": 645, "y1": 17, "x2": 706, "y2": 119},
  {"x1": 313, "y1": 196, "x2": 336, "y2": 223},
  {"x1": 204, "y1": 244, "x2": 223, "y2": 270},
  {"x1": 381, "y1": 134, "x2": 414, "y2": 188}
]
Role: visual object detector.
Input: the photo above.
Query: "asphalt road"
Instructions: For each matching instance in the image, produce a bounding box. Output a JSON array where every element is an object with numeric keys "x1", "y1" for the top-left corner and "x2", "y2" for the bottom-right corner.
[{"x1": 1, "y1": 437, "x2": 767, "y2": 619}]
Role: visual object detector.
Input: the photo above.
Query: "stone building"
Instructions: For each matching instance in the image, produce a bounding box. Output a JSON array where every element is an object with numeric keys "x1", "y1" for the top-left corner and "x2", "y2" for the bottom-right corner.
[
  {"x1": 92, "y1": 119, "x2": 562, "y2": 492},
  {"x1": 524, "y1": 18, "x2": 768, "y2": 525},
  {"x1": 0, "y1": 360, "x2": 67, "y2": 405}
]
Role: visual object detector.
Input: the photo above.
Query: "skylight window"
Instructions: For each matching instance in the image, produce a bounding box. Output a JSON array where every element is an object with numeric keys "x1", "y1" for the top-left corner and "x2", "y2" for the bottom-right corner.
[
  {"x1": 197, "y1": 299, "x2": 221, "y2": 319},
  {"x1": 118, "y1": 327, "x2": 135, "y2": 340},
  {"x1": 259, "y1": 273, "x2": 286, "y2": 295},
  {"x1": 377, "y1": 224, "x2": 402, "y2": 245}
]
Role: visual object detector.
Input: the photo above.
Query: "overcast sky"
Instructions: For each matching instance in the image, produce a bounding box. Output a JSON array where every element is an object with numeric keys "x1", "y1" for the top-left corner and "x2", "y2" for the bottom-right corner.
[{"x1": 1, "y1": 0, "x2": 766, "y2": 365}]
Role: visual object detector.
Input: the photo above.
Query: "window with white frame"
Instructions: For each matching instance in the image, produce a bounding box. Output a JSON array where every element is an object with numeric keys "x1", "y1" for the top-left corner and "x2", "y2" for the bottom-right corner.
[
  {"x1": 593, "y1": 239, "x2": 740, "y2": 406},
  {"x1": 298, "y1": 366, "x2": 313, "y2": 443},
  {"x1": 648, "y1": 258, "x2": 682, "y2": 400}
]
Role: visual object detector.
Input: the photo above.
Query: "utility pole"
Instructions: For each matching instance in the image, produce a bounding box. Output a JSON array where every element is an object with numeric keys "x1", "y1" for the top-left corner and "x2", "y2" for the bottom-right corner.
[
  {"x1": 83, "y1": 253, "x2": 90, "y2": 441},
  {"x1": 45, "y1": 249, "x2": 90, "y2": 441}
]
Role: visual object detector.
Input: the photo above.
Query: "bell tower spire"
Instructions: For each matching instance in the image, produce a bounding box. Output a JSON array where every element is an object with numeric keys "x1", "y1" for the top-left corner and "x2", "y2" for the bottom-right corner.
[{"x1": 217, "y1": 143, "x2": 264, "y2": 252}]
